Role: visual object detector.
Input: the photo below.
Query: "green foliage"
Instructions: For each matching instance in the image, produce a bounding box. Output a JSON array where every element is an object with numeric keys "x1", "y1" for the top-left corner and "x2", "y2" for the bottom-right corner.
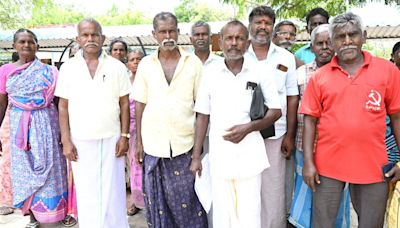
[
  {"x1": 220, "y1": 0, "x2": 366, "y2": 20},
  {"x1": 220, "y1": 0, "x2": 247, "y2": 18},
  {"x1": 25, "y1": 0, "x2": 86, "y2": 27},
  {"x1": 175, "y1": 0, "x2": 231, "y2": 23},
  {"x1": 96, "y1": 4, "x2": 151, "y2": 26},
  {"x1": 0, "y1": 0, "x2": 31, "y2": 29},
  {"x1": 363, "y1": 41, "x2": 391, "y2": 59},
  {"x1": 0, "y1": 0, "x2": 150, "y2": 29}
]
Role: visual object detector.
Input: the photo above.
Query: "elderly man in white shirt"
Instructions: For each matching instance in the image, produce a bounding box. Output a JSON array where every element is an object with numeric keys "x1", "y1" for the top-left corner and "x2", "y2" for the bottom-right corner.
[
  {"x1": 56, "y1": 18, "x2": 130, "y2": 228},
  {"x1": 190, "y1": 21, "x2": 223, "y2": 67},
  {"x1": 190, "y1": 20, "x2": 281, "y2": 228}
]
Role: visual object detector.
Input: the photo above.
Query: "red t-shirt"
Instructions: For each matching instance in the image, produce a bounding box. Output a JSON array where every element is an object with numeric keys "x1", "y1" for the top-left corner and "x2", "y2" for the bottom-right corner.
[{"x1": 299, "y1": 51, "x2": 400, "y2": 184}]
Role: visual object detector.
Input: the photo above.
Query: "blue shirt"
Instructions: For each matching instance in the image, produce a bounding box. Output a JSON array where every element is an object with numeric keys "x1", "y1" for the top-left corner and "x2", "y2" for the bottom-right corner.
[{"x1": 294, "y1": 43, "x2": 315, "y2": 64}]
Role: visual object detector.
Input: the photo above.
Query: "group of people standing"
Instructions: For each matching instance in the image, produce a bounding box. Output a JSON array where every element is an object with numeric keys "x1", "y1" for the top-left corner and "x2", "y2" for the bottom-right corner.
[{"x1": 0, "y1": 5, "x2": 400, "y2": 228}]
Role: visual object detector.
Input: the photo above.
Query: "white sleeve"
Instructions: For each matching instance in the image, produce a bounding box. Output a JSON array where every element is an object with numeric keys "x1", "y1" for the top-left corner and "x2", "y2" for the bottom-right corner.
[
  {"x1": 285, "y1": 54, "x2": 299, "y2": 96},
  {"x1": 194, "y1": 71, "x2": 211, "y2": 115},
  {"x1": 55, "y1": 62, "x2": 71, "y2": 99}
]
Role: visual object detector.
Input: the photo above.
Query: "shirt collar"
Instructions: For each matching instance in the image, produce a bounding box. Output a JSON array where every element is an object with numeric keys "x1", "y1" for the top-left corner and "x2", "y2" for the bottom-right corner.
[
  {"x1": 150, "y1": 46, "x2": 189, "y2": 61},
  {"x1": 330, "y1": 50, "x2": 372, "y2": 69},
  {"x1": 76, "y1": 50, "x2": 108, "y2": 68},
  {"x1": 220, "y1": 56, "x2": 253, "y2": 75},
  {"x1": 204, "y1": 53, "x2": 220, "y2": 66},
  {"x1": 247, "y1": 42, "x2": 278, "y2": 60}
]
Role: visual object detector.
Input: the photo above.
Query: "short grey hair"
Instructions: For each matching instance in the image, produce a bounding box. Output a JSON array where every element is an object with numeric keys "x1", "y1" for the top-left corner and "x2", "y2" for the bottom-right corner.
[
  {"x1": 273, "y1": 20, "x2": 296, "y2": 37},
  {"x1": 311, "y1": 24, "x2": 330, "y2": 45},
  {"x1": 129, "y1": 48, "x2": 145, "y2": 57},
  {"x1": 329, "y1": 12, "x2": 363, "y2": 39},
  {"x1": 191, "y1": 21, "x2": 211, "y2": 36},
  {"x1": 153, "y1": 12, "x2": 178, "y2": 30},
  {"x1": 77, "y1": 18, "x2": 103, "y2": 35},
  {"x1": 220, "y1": 19, "x2": 249, "y2": 40}
]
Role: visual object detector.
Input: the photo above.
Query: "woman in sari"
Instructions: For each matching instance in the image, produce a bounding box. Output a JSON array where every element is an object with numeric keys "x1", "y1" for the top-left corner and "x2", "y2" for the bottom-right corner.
[
  {"x1": 0, "y1": 57, "x2": 17, "y2": 216},
  {"x1": 109, "y1": 39, "x2": 128, "y2": 63},
  {"x1": 126, "y1": 49, "x2": 145, "y2": 216},
  {"x1": 0, "y1": 29, "x2": 68, "y2": 228}
]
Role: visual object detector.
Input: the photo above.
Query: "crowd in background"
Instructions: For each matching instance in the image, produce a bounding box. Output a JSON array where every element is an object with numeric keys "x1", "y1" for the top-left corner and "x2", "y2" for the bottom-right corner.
[{"x1": 0, "y1": 5, "x2": 399, "y2": 228}]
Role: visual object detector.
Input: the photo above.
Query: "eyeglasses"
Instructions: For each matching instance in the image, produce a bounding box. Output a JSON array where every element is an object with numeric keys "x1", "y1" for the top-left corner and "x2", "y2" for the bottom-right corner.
[{"x1": 276, "y1": 31, "x2": 296, "y2": 38}]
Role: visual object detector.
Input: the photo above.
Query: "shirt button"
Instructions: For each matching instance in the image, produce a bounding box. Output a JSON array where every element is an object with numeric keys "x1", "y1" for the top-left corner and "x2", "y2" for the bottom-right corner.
[
  {"x1": 181, "y1": 203, "x2": 187, "y2": 208},
  {"x1": 174, "y1": 171, "x2": 180, "y2": 176}
]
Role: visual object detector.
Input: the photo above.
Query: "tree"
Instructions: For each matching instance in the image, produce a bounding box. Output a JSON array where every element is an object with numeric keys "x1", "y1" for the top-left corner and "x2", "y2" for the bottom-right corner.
[
  {"x1": 96, "y1": 4, "x2": 151, "y2": 26},
  {"x1": 175, "y1": 0, "x2": 232, "y2": 23},
  {"x1": 221, "y1": 0, "x2": 400, "y2": 20},
  {"x1": 25, "y1": 0, "x2": 86, "y2": 27},
  {"x1": 0, "y1": 0, "x2": 150, "y2": 30},
  {"x1": 0, "y1": 0, "x2": 31, "y2": 29}
]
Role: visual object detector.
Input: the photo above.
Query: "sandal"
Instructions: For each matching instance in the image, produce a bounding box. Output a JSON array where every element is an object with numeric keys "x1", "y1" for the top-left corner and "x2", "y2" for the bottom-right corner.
[
  {"x1": 25, "y1": 221, "x2": 39, "y2": 228},
  {"x1": 0, "y1": 206, "x2": 14, "y2": 215},
  {"x1": 61, "y1": 215, "x2": 77, "y2": 227},
  {"x1": 127, "y1": 205, "x2": 140, "y2": 216}
]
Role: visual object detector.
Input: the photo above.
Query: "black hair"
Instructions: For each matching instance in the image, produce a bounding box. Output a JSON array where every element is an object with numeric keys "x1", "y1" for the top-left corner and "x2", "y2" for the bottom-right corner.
[
  {"x1": 273, "y1": 20, "x2": 297, "y2": 36},
  {"x1": 153, "y1": 12, "x2": 178, "y2": 30},
  {"x1": 191, "y1": 21, "x2": 211, "y2": 35},
  {"x1": 109, "y1": 39, "x2": 128, "y2": 53},
  {"x1": 392, "y1": 41, "x2": 400, "y2": 55},
  {"x1": 306, "y1": 7, "x2": 330, "y2": 25},
  {"x1": 220, "y1": 19, "x2": 249, "y2": 40},
  {"x1": 11, "y1": 52, "x2": 19, "y2": 62},
  {"x1": 13, "y1": 28, "x2": 38, "y2": 44},
  {"x1": 249, "y1": 5, "x2": 276, "y2": 24}
]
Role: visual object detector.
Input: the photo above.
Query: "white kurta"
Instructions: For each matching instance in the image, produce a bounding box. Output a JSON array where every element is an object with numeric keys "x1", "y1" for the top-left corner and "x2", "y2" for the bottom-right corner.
[{"x1": 194, "y1": 57, "x2": 281, "y2": 228}]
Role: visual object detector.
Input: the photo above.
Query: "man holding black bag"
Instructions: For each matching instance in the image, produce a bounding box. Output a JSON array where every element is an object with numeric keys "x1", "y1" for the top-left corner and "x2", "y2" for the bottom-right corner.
[
  {"x1": 245, "y1": 5, "x2": 299, "y2": 228},
  {"x1": 190, "y1": 20, "x2": 281, "y2": 228}
]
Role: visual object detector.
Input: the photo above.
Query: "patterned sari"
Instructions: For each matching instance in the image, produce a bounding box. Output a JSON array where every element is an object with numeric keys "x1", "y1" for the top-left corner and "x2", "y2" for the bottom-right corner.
[
  {"x1": 128, "y1": 99, "x2": 145, "y2": 208},
  {"x1": 6, "y1": 59, "x2": 67, "y2": 223}
]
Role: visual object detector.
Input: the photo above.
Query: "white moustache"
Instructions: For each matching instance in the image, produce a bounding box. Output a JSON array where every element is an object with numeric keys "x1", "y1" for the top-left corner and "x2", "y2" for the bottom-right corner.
[
  {"x1": 278, "y1": 40, "x2": 295, "y2": 46},
  {"x1": 196, "y1": 40, "x2": 206, "y2": 45},
  {"x1": 339, "y1": 45, "x2": 357, "y2": 52},
  {"x1": 84, "y1": 42, "x2": 99, "y2": 48},
  {"x1": 162, "y1": 39, "x2": 177, "y2": 47}
]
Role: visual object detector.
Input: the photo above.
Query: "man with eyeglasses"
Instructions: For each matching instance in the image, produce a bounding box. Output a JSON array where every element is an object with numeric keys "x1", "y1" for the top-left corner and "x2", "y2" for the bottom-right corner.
[{"x1": 272, "y1": 20, "x2": 304, "y2": 68}]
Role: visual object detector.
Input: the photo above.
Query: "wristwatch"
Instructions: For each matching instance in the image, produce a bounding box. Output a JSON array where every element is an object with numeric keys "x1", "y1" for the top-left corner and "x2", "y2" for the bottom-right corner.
[{"x1": 121, "y1": 133, "x2": 131, "y2": 139}]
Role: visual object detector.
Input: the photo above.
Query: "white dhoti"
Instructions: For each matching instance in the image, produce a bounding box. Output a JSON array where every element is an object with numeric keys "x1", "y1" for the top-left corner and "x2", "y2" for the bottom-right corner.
[
  {"x1": 71, "y1": 135, "x2": 129, "y2": 228},
  {"x1": 212, "y1": 174, "x2": 262, "y2": 228}
]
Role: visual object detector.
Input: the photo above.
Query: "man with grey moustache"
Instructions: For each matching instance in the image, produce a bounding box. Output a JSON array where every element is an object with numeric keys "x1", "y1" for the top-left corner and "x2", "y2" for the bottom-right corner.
[
  {"x1": 56, "y1": 18, "x2": 130, "y2": 228},
  {"x1": 272, "y1": 20, "x2": 304, "y2": 68},
  {"x1": 190, "y1": 21, "x2": 222, "y2": 156},
  {"x1": 191, "y1": 21, "x2": 222, "y2": 67},
  {"x1": 301, "y1": 12, "x2": 400, "y2": 227},
  {"x1": 131, "y1": 12, "x2": 207, "y2": 227}
]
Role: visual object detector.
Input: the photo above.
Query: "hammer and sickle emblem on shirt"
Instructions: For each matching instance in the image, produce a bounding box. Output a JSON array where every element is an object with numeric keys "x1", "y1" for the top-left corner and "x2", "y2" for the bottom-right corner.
[{"x1": 366, "y1": 90, "x2": 381, "y2": 106}]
